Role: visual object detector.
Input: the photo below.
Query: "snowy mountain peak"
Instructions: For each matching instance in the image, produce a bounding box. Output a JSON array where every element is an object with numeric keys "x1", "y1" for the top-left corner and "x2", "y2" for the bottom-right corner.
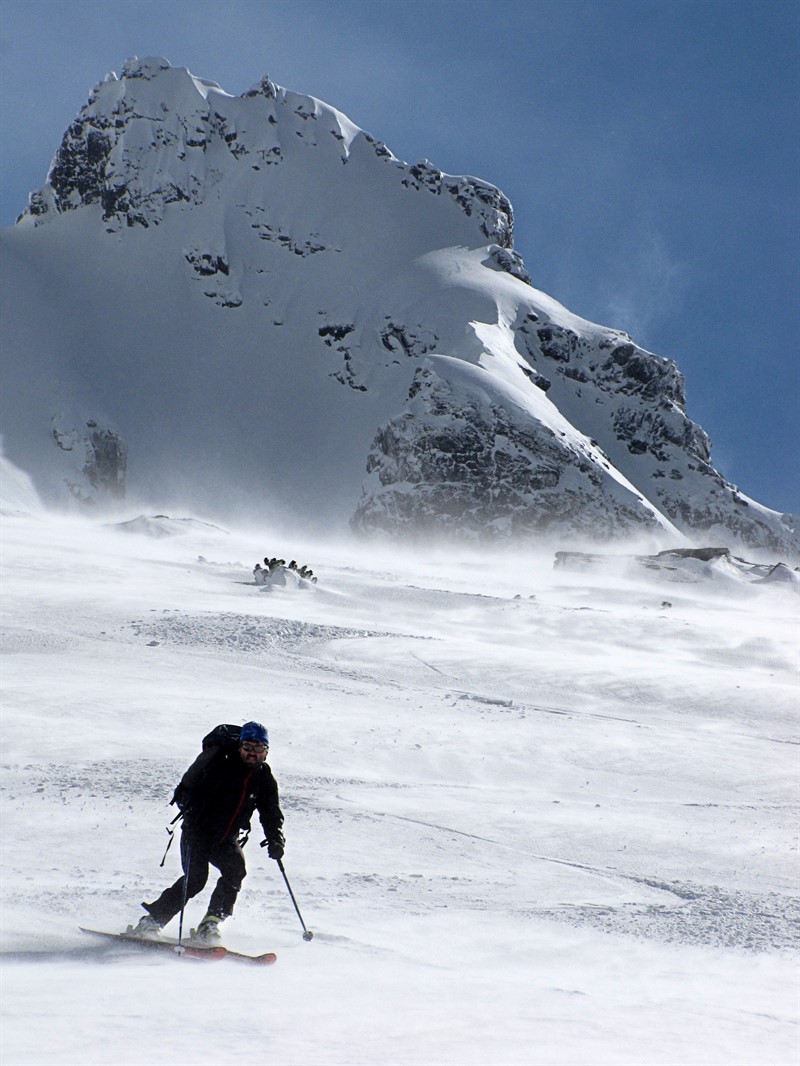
[
  {"x1": 20, "y1": 57, "x2": 514, "y2": 251},
  {"x1": 3, "y1": 60, "x2": 797, "y2": 557}
]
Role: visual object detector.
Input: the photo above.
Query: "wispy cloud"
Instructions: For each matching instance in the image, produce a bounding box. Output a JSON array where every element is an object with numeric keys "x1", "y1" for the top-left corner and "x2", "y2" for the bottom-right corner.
[{"x1": 600, "y1": 224, "x2": 692, "y2": 346}]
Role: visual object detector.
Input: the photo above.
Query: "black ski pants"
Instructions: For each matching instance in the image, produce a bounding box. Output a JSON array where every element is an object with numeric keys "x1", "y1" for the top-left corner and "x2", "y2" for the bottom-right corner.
[{"x1": 145, "y1": 831, "x2": 247, "y2": 926}]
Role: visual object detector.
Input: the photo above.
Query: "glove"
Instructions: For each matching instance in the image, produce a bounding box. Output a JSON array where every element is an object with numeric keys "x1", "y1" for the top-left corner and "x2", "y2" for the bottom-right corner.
[{"x1": 267, "y1": 831, "x2": 285, "y2": 860}]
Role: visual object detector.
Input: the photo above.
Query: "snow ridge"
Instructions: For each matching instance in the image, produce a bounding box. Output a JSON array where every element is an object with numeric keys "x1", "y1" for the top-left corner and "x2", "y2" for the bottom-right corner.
[{"x1": 21, "y1": 56, "x2": 513, "y2": 249}]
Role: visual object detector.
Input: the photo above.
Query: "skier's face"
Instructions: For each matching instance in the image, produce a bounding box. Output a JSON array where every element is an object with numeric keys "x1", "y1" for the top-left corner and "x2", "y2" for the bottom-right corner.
[{"x1": 240, "y1": 742, "x2": 268, "y2": 766}]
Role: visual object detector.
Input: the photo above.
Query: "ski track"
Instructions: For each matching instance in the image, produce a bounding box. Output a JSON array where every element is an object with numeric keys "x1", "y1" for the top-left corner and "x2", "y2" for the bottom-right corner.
[{"x1": 4, "y1": 756, "x2": 798, "y2": 954}]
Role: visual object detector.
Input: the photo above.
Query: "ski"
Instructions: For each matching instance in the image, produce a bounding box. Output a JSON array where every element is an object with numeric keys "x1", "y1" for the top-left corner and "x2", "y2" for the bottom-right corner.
[
  {"x1": 223, "y1": 948, "x2": 278, "y2": 965},
  {"x1": 79, "y1": 927, "x2": 227, "y2": 960}
]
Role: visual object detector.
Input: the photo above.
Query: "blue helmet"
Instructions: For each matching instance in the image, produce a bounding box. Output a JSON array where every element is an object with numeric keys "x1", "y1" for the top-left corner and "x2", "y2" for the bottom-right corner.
[{"x1": 240, "y1": 721, "x2": 269, "y2": 746}]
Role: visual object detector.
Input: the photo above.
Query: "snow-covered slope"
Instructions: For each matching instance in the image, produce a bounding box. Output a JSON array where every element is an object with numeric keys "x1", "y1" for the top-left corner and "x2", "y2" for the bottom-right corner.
[
  {"x1": 0, "y1": 446, "x2": 44, "y2": 516},
  {"x1": 1, "y1": 510, "x2": 798, "y2": 1065},
  {"x1": 1, "y1": 57, "x2": 796, "y2": 555}
]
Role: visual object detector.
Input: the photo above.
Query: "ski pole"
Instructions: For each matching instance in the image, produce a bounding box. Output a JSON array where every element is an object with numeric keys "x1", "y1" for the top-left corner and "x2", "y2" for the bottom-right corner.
[
  {"x1": 177, "y1": 839, "x2": 192, "y2": 946},
  {"x1": 263, "y1": 848, "x2": 313, "y2": 940},
  {"x1": 159, "y1": 812, "x2": 183, "y2": 867},
  {"x1": 279, "y1": 859, "x2": 314, "y2": 941}
]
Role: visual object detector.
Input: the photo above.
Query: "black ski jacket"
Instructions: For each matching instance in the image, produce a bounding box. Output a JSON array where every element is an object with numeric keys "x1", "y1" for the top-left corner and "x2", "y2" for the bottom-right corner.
[{"x1": 172, "y1": 746, "x2": 284, "y2": 849}]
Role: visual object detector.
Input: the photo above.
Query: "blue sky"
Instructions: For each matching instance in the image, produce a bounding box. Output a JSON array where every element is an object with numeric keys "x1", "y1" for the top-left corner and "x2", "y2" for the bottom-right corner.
[{"x1": 1, "y1": 0, "x2": 798, "y2": 514}]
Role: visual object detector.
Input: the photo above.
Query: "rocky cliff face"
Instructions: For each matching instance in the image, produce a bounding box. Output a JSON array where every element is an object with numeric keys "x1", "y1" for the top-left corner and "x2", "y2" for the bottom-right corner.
[
  {"x1": 3, "y1": 57, "x2": 797, "y2": 556},
  {"x1": 509, "y1": 312, "x2": 798, "y2": 554},
  {"x1": 353, "y1": 357, "x2": 674, "y2": 539},
  {"x1": 50, "y1": 416, "x2": 127, "y2": 505}
]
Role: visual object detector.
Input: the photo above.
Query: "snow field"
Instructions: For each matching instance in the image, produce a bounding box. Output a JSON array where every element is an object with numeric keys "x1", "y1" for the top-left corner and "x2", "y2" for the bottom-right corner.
[{"x1": 1, "y1": 511, "x2": 798, "y2": 1065}]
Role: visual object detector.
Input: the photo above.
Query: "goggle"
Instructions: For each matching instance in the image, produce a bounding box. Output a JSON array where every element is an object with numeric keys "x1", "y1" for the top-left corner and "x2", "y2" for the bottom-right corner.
[{"x1": 241, "y1": 742, "x2": 268, "y2": 753}]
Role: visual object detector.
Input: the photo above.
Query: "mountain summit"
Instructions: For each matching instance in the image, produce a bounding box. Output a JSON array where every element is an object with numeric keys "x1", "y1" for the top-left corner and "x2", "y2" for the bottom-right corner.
[{"x1": 2, "y1": 57, "x2": 796, "y2": 553}]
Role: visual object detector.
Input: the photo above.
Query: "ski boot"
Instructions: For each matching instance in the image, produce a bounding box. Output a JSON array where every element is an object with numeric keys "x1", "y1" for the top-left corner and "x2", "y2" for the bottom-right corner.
[
  {"x1": 126, "y1": 914, "x2": 162, "y2": 940},
  {"x1": 191, "y1": 914, "x2": 223, "y2": 945}
]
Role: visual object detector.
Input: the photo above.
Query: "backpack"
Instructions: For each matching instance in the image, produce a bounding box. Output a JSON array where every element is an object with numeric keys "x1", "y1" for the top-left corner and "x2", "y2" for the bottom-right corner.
[
  {"x1": 201, "y1": 723, "x2": 241, "y2": 750},
  {"x1": 166, "y1": 724, "x2": 242, "y2": 818}
]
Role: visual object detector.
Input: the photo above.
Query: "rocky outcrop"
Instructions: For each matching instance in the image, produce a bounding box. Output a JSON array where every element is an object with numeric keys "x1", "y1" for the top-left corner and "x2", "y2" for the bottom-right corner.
[
  {"x1": 511, "y1": 311, "x2": 798, "y2": 556},
  {"x1": 401, "y1": 160, "x2": 514, "y2": 249},
  {"x1": 353, "y1": 359, "x2": 671, "y2": 540},
  {"x1": 51, "y1": 416, "x2": 127, "y2": 503},
  {"x1": 554, "y1": 546, "x2": 799, "y2": 587}
]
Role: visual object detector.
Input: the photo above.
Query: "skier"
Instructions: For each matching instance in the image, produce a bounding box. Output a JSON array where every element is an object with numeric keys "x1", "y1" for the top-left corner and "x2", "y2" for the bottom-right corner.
[{"x1": 128, "y1": 721, "x2": 285, "y2": 944}]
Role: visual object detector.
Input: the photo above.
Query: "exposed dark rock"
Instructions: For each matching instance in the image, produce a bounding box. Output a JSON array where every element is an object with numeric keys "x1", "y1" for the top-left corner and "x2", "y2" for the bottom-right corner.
[
  {"x1": 353, "y1": 364, "x2": 664, "y2": 539},
  {"x1": 185, "y1": 251, "x2": 229, "y2": 276},
  {"x1": 184, "y1": 248, "x2": 240, "y2": 306},
  {"x1": 485, "y1": 246, "x2": 531, "y2": 285},
  {"x1": 379, "y1": 323, "x2": 438, "y2": 359},
  {"x1": 537, "y1": 324, "x2": 578, "y2": 363},
  {"x1": 401, "y1": 160, "x2": 514, "y2": 248},
  {"x1": 319, "y1": 323, "x2": 355, "y2": 343},
  {"x1": 564, "y1": 367, "x2": 589, "y2": 383},
  {"x1": 657, "y1": 547, "x2": 731, "y2": 562},
  {"x1": 251, "y1": 222, "x2": 329, "y2": 255},
  {"x1": 606, "y1": 343, "x2": 686, "y2": 404},
  {"x1": 319, "y1": 324, "x2": 367, "y2": 390},
  {"x1": 503, "y1": 309, "x2": 793, "y2": 551},
  {"x1": 84, "y1": 421, "x2": 127, "y2": 499},
  {"x1": 51, "y1": 417, "x2": 127, "y2": 503},
  {"x1": 519, "y1": 365, "x2": 551, "y2": 392},
  {"x1": 243, "y1": 74, "x2": 277, "y2": 99}
]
